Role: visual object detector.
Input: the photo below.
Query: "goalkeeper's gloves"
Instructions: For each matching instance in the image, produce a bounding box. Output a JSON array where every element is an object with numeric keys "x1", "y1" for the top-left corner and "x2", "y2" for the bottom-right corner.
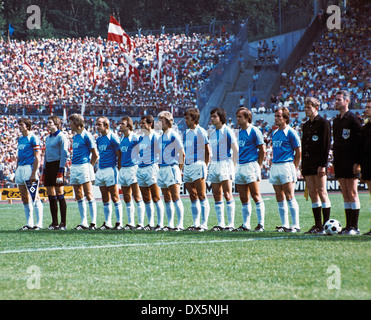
[{"x1": 56, "y1": 168, "x2": 64, "y2": 185}]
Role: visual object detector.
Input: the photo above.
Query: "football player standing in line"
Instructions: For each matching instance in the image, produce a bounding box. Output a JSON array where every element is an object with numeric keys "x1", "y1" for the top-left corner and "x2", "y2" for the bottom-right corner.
[
  {"x1": 301, "y1": 97, "x2": 332, "y2": 234},
  {"x1": 333, "y1": 90, "x2": 362, "y2": 235},
  {"x1": 69, "y1": 114, "x2": 99, "y2": 230},
  {"x1": 234, "y1": 107, "x2": 266, "y2": 232},
  {"x1": 157, "y1": 111, "x2": 185, "y2": 231},
  {"x1": 43, "y1": 116, "x2": 69, "y2": 230},
  {"x1": 208, "y1": 108, "x2": 239, "y2": 231},
  {"x1": 118, "y1": 116, "x2": 146, "y2": 230},
  {"x1": 95, "y1": 117, "x2": 123, "y2": 230},
  {"x1": 360, "y1": 99, "x2": 371, "y2": 235},
  {"x1": 183, "y1": 108, "x2": 211, "y2": 231},
  {"x1": 15, "y1": 118, "x2": 43, "y2": 230},
  {"x1": 136, "y1": 115, "x2": 164, "y2": 230},
  {"x1": 269, "y1": 107, "x2": 301, "y2": 232}
]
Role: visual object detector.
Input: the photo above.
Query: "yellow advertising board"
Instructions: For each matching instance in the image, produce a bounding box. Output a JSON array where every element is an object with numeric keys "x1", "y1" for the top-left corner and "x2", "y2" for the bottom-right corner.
[{"x1": 1, "y1": 186, "x2": 74, "y2": 201}]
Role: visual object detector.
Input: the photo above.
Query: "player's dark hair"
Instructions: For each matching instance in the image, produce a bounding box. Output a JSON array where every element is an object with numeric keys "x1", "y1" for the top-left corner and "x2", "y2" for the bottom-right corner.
[
  {"x1": 17, "y1": 117, "x2": 32, "y2": 130},
  {"x1": 48, "y1": 116, "x2": 62, "y2": 130},
  {"x1": 336, "y1": 90, "x2": 350, "y2": 102},
  {"x1": 141, "y1": 115, "x2": 154, "y2": 129},
  {"x1": 121, "y1": 116, "x2": 133, "y2": 131},
  {"x1": 184, "y1": 108, "x2": 200, "y2": 125},
  {"x1": 210, "y1": 107, "x2": 227, "y2": 125}
]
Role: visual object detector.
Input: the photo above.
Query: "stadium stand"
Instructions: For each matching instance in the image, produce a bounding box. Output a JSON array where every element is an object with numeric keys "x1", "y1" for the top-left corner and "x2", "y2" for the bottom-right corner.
[{"x1": 0, "y1": 32, "x2": 235, "y2": 116}]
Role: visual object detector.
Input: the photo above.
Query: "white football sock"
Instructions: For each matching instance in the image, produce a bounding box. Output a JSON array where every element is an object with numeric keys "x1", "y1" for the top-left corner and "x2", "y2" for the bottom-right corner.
[
  {"x1": 136, "y1": 200, "x2": 145, "y2": 226},
  {"x1": 154, "y1": 200, "x2": 164, "y2": 228},
  {"x1": 242, "y1": 202, "x2": 252, "y2": 229},
  {"x1": 191, "y1": 199, "x2": 201, "y2": 227},
  {"x1": 288, "y1": 198, "x2": 300, "y2": 229},
  {"x1": 145, "y1": 201, "x2": 154, "y2": 227},
  {"x1": 113, "y1": 201, "x2": 123, "y2": 226},
  {"x1": 215, "y1": 201, "x2": 225, "y2": 227},
  {"x1": 88, "y1": 199, "x2": 97, "y2": 225},
  {"x1": 165, "y1": 201, "x2": 174, "y2": 228},
  {"x1": 34, "y1": 199, "x2": 43, "y2": 228},
  {"x1": 255, "y1": 200, "x2": 265, "y2": 226},
  {"x1": 278, "y1": 200, "x2": 289, "y2": 228},
  {"x1": 77, "y1": 199, "x2": 88, "y2": 227},
  {"x1": 126, "y1": 200, "x2": 135, "y2": 226},
  {"x1": 226, "y1": 199, "x2": 235, "y2": 228},
  {"x1": 174, "y1": 199, "x2": 184, "y2": 229},
  {"x1": 24, "y1": 202, "x2": 34, "y2": 227},
  {"x1": 103, "y1": 202, "x2": 112, "y2": 227},
  {"x1": 200, "y1": 198, "x2": 210, "y2": 229}
]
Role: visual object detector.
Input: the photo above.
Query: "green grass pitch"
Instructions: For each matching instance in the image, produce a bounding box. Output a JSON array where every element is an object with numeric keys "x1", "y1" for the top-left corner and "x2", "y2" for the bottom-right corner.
[{"x1": 0, "y1": 192, "x2": 370, "y2": 300}]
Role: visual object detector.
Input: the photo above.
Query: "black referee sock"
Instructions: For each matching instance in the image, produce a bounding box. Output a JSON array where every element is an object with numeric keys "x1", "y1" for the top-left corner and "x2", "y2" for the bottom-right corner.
[
  {"x1": 312, "y1": 207, "x2": 322, "y2": 228},
  {"x1": 57, "y1": 194, "x2": 67, "y2": 225},
  {"x1": 350, "y1": 209, "x2": 360, "y2": 230},
  {"x1": 48, "y1": 195, "x2": 58, "y2": 225},
  {"x1": 344, "y1": 208, "x2": 352, "y2": 230},
  {"x1": 322, "y1": 207, "x2": 331, "y2": 225}
]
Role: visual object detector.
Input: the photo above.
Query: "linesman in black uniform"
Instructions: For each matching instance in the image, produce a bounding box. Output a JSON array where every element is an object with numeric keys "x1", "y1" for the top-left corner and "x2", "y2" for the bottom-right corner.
[
  {"x1": 301, "y1": 97, "x2": 331, "y2": 234},
  {"x1": 360, "y1": 99, "x2": 371, "y2": 235},
  {"x1": 333, "y1": 90, "x2": 362, "y2": 235}
]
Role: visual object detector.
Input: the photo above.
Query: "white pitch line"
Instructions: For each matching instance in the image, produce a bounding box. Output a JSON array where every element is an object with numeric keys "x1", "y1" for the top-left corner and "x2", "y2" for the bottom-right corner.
[{"x1": 0, "y1": 237, "x2": 290, "y2": 254}]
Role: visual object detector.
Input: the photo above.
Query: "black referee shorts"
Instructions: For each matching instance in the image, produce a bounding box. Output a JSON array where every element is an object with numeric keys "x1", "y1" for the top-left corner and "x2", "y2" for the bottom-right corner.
[
  {"x1": 44, "y1": 160, "x2": 61, "y2": 187},
  {"x1": 334, "y1": 161, "x2": 358, "y2": 179},
  {"x1": 361, "y1": 167, "x2": 371, "y2": 181},
  {"x1": 302, "y1": 164, "x2": 322, "y2": 176}
]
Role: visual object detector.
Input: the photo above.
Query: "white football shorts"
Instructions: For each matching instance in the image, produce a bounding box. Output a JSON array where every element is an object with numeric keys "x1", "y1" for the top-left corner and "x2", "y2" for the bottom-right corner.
[
  {"x1": 183, "y1": 161, "x2": 207, "y2": 183},
  {"x1": 269, "y1": 162, "x2": 297, "y2": 185},
  {"x1": 235, "y1": 161, "x2": 261, "y2": 185},
  {"x1": 15, "y1": 165, "x2": 37, "y2": 185},
  {"x1": 157, "y1": 165, "x2": 182, "y2": 188},
  {"x1": 118, "y1": 165, "x2": 138, "y2": 187},
  {"x1": 136, "y1": 164, "x2": 159, "y2": 187},
  {"x1": 207, "y1": 159, "x2": 235, "y2": 184},
  {"x1": 70, "y1": 163, "x2": 93, "y2": 185},
  {"x1": 95, "y1": 166, "x2": 119, "y2": 187}
]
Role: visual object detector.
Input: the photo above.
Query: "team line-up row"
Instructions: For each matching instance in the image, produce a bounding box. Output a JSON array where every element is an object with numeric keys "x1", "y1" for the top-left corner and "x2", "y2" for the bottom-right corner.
[{"x1": 13, "y1": 91, "x2": 371, "y2": 235}]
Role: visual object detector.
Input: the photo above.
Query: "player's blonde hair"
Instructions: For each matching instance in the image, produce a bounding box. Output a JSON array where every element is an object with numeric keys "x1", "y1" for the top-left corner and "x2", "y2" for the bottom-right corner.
[
  {"x1": 158, "y1": 111, "x2": 173, "y2": 127},
  {"x1": 96, "y1": 116, "x2": 110, "y2": 128},
  {"x1": 69, "y1": 113, "x2": 85, "y2": 129},
  {"x1": 304, "y1": 97, "x2": 320, "y2": 109}
]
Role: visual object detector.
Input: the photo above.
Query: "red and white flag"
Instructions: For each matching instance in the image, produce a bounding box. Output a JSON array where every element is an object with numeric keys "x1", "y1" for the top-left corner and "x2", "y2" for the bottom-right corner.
[
  {"x1": 107, "y1": 15, "x2": 134, "y2": 52},
  {"x1": 23, "y1": 60, "x2": 34, "y2": 74}
]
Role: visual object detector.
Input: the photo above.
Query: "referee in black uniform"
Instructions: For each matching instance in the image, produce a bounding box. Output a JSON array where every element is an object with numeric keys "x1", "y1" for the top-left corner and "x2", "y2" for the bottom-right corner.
[
  {"x1": 333, "y1": 90, "x2": 362, "y2": 235},
  {"x1": 360, "y1": 99, "x2": 371, "y2": 235},
  {"x1": 301, "y1": 97, "x2": 331, "y2": 234}
]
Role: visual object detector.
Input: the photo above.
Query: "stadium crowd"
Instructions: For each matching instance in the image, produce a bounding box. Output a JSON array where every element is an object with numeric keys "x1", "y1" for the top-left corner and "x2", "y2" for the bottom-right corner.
[
  {"x1": 0, "y1": 31, "x2": 234, "y2": 116},
  {"x1": 268, "y1": 5, "x2": 370, "y2": 114}
]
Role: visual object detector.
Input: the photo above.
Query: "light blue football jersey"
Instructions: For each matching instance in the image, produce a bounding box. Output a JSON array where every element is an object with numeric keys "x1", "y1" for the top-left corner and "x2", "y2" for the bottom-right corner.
[
  {"x1": 237, "y1": 125, "x2": 265, "y2": 164},
  {"x1": 71, "y1": 129, "x2": 97, "y2": 165},
  {"x1": 120, "y1": 132, "x2": 140, "y2": 167},
  {"x1": 96, "y1": 131, "x2": 121, "y2": 169},
  {"x1": 17, "y1": 133, "x2": 41, "y2": 166},
  {"x1": 271, "y1": 126, "x2": 301, "y2": 163}
]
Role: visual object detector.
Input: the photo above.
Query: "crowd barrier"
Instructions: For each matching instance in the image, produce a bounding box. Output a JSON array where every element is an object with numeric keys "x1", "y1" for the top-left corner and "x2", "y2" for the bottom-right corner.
[{"x1": 3, "y1": 180, "x2": 368, "y2": 203}]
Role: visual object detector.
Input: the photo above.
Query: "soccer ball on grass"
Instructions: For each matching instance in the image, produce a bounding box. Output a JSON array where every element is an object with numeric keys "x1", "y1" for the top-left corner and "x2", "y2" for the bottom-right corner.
[{"x1": 324, "y1": 219, "x2": 342, "y2": 235}]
